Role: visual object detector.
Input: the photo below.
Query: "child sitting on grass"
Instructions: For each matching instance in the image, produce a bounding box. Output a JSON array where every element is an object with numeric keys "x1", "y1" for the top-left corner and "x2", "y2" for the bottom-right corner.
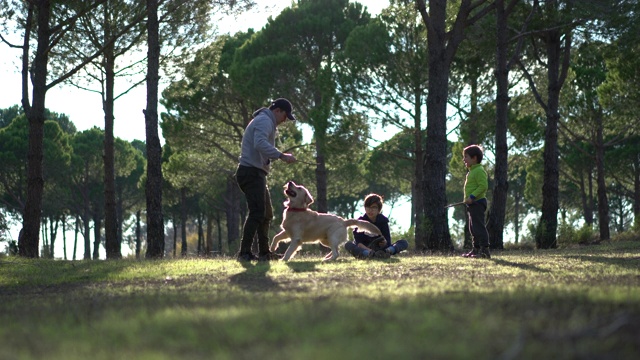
[{"x1": 345, "y1": 193, "x2": 408, "y2": 259}]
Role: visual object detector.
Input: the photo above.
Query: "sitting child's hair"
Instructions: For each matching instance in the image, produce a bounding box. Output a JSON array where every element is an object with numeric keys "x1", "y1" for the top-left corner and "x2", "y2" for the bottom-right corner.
[
  {"x1": 364, "y1": 193, "x2": 383, "y2": 211},
  {"x1": 463, "y1": 144, "x2": 484, "y2": 163}
]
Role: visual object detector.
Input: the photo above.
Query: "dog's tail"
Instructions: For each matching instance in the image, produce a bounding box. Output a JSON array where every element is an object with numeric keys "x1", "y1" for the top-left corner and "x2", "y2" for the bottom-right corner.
[{"x1": 344, "y1": 219, "x2": 382, "y2": 236}]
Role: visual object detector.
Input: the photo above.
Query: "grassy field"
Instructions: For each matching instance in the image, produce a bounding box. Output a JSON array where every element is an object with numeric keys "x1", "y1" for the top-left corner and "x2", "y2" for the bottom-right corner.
[{"x1": 1, "y1": 240, "x2": 639, "y2": 360}]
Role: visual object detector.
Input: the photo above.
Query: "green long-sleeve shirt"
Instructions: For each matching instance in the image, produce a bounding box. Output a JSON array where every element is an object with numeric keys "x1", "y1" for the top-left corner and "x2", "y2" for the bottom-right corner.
[{"x1": 464, "y1": 164, "x2": 488, "y2": 201}]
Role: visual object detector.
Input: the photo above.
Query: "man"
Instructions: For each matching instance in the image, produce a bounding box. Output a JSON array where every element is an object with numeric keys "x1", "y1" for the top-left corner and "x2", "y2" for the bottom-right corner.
[{"x1": 235, "y1": 98, "x2": 297, "y2": 261}]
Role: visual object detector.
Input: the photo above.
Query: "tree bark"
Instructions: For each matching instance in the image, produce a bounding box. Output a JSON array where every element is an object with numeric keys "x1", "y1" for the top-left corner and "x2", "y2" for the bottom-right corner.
[
  {"x1": 83, "y1": 162, "x2": 92, "y2": 259},
  {"x1": 420, "y1": 0, "x2": 454, "y2": 251},
  {"x1": 93, "y1": 214, "x2": 101, "y2": 259},
  {"x1": 144, "y1": 0, "x2": 165, "y2": 259},
  {"x1": 206, "y1": 213, "x2": 214, "y2": 255},
  {"x1": 595, "y1": 112, "x2": 610, "y2": 240},
  {"x1": 197, "y1": 213, "x2": 204, "y2": 255},
  {"x1": 536, "y1": 29, "x2": 563, "y2": 249},
  {"x1": 634, "y1": 154, "x2": 640, "y2": 219},
  {"x1": 315, "y1": 128, "x2": 328, "y2": 213},
  {"x1": 579, "y1": 171, "x2": 593, "y2": 225},
  {"x1": 136, "y1": 210, "x2": 141, "y2": 259},
  {"x1": 19, "y1": 0, "x2": 50, "y2": 258},
  {"x1": 104, "y1": 10, "x2": 120, "y2": 258},
  {"x1": 413, "y1": 90, "x2": 425, "y2": 249},
  {"x1": 73, "y1": 215, "x2": 79, "y2": 260},
  {"x1": 181, "y1": 187, "x2": 188, "y2": 256},
  {"x1": 486, "y1": 0, "x2": 510, "y2": 250}
]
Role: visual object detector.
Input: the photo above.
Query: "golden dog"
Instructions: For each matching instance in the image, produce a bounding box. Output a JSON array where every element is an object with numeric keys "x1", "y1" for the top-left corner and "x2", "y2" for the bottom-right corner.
[{"x1": 271, "y1": 181, "x2": 382, "y2": 261}]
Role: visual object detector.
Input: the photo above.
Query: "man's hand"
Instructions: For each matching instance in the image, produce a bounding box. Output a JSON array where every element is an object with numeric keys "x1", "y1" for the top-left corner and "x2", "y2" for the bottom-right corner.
[
  {"x1": 280, "y1": 153, "x2": 297, "y2": 164},
  {"x1": 464, "y1": 197, "x2": 473, "y2": 205}
]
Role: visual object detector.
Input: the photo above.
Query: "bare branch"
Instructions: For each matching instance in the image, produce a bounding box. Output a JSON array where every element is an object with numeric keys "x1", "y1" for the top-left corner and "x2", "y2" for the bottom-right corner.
[
  {"x1": 516, "y1": 58, "x2": 548, "y2": 114},
  {"x1": 0, "y1": 33, "x2": 22, "y2": 48}
]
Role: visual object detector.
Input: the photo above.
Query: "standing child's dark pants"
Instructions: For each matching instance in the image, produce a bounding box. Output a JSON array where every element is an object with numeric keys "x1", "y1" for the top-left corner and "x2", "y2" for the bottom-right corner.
[{"x1": 467, "y1": 199, "x2": 489, "y2": 248}]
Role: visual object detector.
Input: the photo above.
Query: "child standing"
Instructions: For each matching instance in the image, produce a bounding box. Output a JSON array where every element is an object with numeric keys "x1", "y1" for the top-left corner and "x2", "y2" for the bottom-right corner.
[
  {"x1": 345, "y1": 193, "x2": 408, "y2": 259},
  {"x1": 461, "y1": 145, "x2": 491, "y2": 259}
]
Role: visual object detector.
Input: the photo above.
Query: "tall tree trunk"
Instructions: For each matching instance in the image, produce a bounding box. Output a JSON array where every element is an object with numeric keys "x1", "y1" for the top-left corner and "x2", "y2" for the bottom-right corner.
[
  {"x1": 135, "y1": 210, "x2": 141, "y2": 259},
  {"x1": 181, "y1": 187, "x2": 188, "y2": 256},
  {"x1": 514, "y1": 188, "x2": 521, "y2": 244},
  {"x1": 83, "y1": 164, "x2": 92, "y2": 259},
  {"x1": 595, "y1": 112, "x2": 610, "y2": 240},
  {"x1": 536, "y1": 30, "x2": 563, "y2": 249},
  {"x1": 41, "y1": 220, "x2": 48, "y2": 257},
  {"x1": 486, "y1": 0, "x2": 510, "y2": 250},
  {"x1": 93, "y1": 214, "x2": 101, "y2": 259},
  {"x1": 62, "y1": 216, "x2": 67, "y2": 260},
  {"x1": 73, "y1": 215, "x2": 79, "y2": 260},
  {"x1": 528, "y1": 0, "x2": 573, "y2": 249},
  {"x1": 197, "y1": 213, "x2": 204, "y2": 255},
  {"x1": 634, "y1": 154, "x2": 640, "y2": 219},
  {"x1": 416, "y1": 0, "x2": 492, "y2": 250},
  {"x1": 19, "y1": 1, "x2": 49, "y2": 258},
  {"x1": 144, "y1": 0, "x2": 164, "y2": 258},
  {"x1": 48, "y1": 216, "x2": 59, "y2": 258},
  {"x1": 206, "y1": 213, "x2": 214, "y2": 255},
  {"x1": 579, "y1": 171, "x2": 593, "y2": 225},
  {"x1": 217, "y1": 214, "x2": 223, "y2": 254},
  {"x1": 116, "y1": 187, "x2": 124, "y2": 254},
  {"x1": 413, "y1": 91, "x2": 425, "y2": 249},
  {"x1": 173, "y1": 214, "x2": 178, "y2": 257},
  {"x1": 104, "y1": 16, "x2": 120, "y2": 258},
  {"x1": 588, "y1": 172, "x2": 595, "y2": 222},
  {"x1": 421, "y1": 0, "x2": 453, "y2": 251},
  {"x1": 315, "y1": 132, "x2": 328, "y2": 213}
]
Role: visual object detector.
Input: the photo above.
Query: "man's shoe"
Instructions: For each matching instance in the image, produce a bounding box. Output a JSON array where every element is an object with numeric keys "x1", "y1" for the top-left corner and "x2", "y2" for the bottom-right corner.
[
  {"x1": 374, "y1": 250, "x2": 390, "y2": 259},
  {"x1": 470, "y1": 247, "x2": 491, "y2": 259},
  {"x1": 461, "y1": 248, "x2": 479, "y2": 258},
  {"x1": 258, "y1": 252, "x2": 282, "y2": 261},
  {"x1": 237, "y1": 252, "x2": 259, "y2": 262}
]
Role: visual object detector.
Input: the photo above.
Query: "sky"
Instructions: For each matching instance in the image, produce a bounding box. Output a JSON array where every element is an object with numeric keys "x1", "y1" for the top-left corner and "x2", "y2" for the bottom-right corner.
[{"x1": 0, "y1": 1, "x2": 413, "y2": 258}]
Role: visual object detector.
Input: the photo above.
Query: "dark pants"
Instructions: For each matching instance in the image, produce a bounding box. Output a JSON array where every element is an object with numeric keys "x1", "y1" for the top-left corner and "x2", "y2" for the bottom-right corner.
[
  {"x1": 467, "y1": 199, "x2": 489, "y2": 248},
  {"x1": 235, "y1": 165, "x2": 273, "y2": 255},
  {"x1": 345, "y1": 239, "x2": 409, "y2": 258}
]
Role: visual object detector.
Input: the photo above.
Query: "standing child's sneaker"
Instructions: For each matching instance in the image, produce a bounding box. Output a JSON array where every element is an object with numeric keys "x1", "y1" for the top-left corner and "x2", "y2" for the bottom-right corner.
[
  {"x1": 470, "y1": 247, "x2": 491, "y2": 259},
  {"x1": 462, "y1": 248, "x2": 479, "y2": 258}
]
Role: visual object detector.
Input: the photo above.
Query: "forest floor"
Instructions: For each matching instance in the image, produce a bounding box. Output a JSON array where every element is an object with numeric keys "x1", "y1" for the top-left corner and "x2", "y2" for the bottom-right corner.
[{"x1": 1, "y1": 240, "x2": 639, "y2": 359}]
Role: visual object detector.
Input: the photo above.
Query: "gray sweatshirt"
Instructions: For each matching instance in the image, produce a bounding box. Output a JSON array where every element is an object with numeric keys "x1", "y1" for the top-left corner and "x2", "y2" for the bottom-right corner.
[{"x1": 238, "y1": 108, "x2": 283, "y2": 174}]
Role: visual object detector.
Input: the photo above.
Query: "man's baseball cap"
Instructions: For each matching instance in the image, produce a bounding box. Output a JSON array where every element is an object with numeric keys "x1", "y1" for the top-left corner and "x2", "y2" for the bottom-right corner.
[{"x1": 271, "y1": 98, "x2": 296, "y2": 121}]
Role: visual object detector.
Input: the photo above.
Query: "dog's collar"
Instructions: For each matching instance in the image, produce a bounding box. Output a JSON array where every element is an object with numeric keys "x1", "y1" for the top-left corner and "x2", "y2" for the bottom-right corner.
[{"x1": 286, "y1": 207, "x2": 307, "y2": 212}]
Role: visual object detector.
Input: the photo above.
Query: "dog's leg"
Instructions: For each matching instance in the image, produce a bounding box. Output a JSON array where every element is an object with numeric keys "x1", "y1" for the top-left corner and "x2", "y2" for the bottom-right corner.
[
  {"x1": 282, "y1": 239, "x2": 300, "y2": 261},
  {"x1": 270, "y1": 231, "x2": 289, "y2": 252},
  {"x1": 322, "y1": 247, "x2": 339, "y2": 261},
  {"x1": 322, "y1": 232, "x2": 343, "y2": 261}
]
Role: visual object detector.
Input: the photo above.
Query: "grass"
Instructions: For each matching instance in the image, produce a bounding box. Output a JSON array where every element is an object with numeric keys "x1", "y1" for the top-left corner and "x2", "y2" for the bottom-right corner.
[{"x1": 1, "y1": 241, "x2": 639, "y2": 360}]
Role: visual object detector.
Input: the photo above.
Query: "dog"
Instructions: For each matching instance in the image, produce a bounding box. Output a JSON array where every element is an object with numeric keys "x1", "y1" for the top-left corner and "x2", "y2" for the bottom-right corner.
[{"x1": 271, "y1": 181, "x2": 382, "y2": 261}]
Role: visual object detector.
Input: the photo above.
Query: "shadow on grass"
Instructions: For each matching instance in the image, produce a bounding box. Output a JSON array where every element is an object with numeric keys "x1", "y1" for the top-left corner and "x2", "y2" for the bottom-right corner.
[
  {"x1": 564, "y1": 255, "x2": 640, "y2": 271},
  {"x1": 285, "y1": 261, "x2": 319, "y2": 273},
  {"x1": 228, "y1": 261, "x2": 280, "y2": 292},
  {"x1": 491, "y1": 258, "x2": 550, "y2": 273}
]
